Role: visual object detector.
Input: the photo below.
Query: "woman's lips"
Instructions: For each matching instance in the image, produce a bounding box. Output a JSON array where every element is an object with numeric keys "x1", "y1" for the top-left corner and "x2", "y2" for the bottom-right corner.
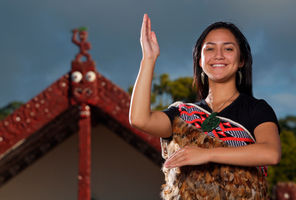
[{"x1": 211, "y1": 64, "x2": 227, "y2": 68}]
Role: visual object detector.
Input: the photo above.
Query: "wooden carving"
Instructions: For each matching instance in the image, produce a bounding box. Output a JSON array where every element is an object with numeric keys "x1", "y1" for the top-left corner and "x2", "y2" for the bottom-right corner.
[{"x1": 71, "y1": 27, "x2": 96, "y2": 200}]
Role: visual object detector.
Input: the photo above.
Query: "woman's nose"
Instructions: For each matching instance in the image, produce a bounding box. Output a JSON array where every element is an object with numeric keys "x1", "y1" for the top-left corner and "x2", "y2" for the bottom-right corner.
[{"x1": 214, "y1": 48, "x2": 224, "y2": 60}]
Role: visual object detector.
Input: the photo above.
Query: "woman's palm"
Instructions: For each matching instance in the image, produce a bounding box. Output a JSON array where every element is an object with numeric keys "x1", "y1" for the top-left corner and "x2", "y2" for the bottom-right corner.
[{"x1": 140, "y1": 14, "x2": 160, "y2": 60}]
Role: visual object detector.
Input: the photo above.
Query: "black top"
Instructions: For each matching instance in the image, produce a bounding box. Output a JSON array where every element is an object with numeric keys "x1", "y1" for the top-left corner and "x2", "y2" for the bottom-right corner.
[{"x1": 163, "y1": 93, "x2": 280, "y2": 138}]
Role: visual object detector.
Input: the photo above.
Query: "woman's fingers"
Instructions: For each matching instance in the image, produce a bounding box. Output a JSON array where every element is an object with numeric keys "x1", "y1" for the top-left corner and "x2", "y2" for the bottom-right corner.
[
  {"x1": 151, "y1": 31, "x2": 158, "y2": 44},
  {"x1": 140, "y1": 13, "x2": 160, "y2": 60},
  {"x1": 140, "y1": 14, "x2": 148, "y2": 41},
  {"x1": 165, "y1": 152, "x2": 187, "y2": 168},
  {"x1": 141, "y1": 14, "x2": 154, "y2": 42},
  {"x1": 147, "y1": 15, "x2": 152, "y2": 40},
  {"x1": 165, "y1": 149, "x2": 185, "y2": 164},
  {"x1": 164, "y1": 146, "x2": 210, "y2": 168}
]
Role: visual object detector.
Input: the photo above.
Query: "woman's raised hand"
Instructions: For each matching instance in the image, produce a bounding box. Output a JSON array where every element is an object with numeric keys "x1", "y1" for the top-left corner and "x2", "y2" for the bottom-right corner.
[
  {"x1": 140, "y1": 14, "x2": 160, "y2": 61},
  {"x1": 129, "y1": 14, "x2": 172, "y2": 139}
]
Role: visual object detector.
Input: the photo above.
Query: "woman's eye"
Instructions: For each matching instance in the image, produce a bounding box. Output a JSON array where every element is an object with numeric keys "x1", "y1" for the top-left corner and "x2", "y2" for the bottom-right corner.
[
  {"x1": 225, "y1": 48, "x2": 233, "y2": 51},
  {"x1": 205, "y1": 48, "x2": 214, "y2": 51}
]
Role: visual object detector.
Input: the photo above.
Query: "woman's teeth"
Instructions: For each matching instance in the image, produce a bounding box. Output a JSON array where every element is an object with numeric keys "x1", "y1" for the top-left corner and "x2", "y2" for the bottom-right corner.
[{"x1": 212, "y1": 64, "x2": 226, "y2": 67}]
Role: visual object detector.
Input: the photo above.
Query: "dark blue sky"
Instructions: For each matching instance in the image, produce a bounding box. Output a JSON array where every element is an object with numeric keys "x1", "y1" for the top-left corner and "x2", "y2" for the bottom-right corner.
[{"x1": 0, "y1": 0, "x2": 295, "y2": 118}]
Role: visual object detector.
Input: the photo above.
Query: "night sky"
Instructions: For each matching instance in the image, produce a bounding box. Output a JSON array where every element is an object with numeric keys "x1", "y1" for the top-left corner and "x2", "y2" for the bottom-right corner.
[{"x1": 1, "y1": 0, "x2": 295, "y2": 118}]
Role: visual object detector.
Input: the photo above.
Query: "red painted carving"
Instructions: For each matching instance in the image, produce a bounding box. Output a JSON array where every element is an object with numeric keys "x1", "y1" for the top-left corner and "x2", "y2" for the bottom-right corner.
[
  {"x1": 94, "y1": 73, "x2": 161, "y2": 151},
  {"x1": 276, "y1": 182, "x2": 296, "y2": 200},
  {"x1": 71, "y1": 28, "x2": 96, "y2": 200},
  {"x1": 0, "y1": 75, "x2": 70, "y2": 157},
  {"x1": 72, "y1": 28, "x2": 92, "y2": 63},
  {"x1": 78, "y1": 104, "x2": 91, "y2": 200},
  {"x1": 0, "y1": 28, "x2": 162, "y2": 199},
  {"x1": 70, "y1": 60, "x2": 98, "y2": 106},
  {"x1": 71, "y1": 28, "x2": 98, "y2": 107}
]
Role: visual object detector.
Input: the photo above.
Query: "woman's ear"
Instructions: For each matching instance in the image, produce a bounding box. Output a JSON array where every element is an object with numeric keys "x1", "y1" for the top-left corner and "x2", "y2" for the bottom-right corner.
[{"x1": 239, "y1": 60, "x2": 244, "y2": 68}]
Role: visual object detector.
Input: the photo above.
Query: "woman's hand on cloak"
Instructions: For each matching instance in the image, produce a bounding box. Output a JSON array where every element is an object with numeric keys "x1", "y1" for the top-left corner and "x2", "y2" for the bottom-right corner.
[{"x1": 163, "y1": 145, "x2": 210, "y2": 169}]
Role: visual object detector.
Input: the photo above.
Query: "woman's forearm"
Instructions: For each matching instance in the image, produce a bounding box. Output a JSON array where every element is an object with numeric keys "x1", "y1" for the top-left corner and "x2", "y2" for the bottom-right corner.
[
  {"x1": 208, "y1": 143, "x2": 281, "y2": 166},
  {"x1": 129, "y1": 58, "x2": 156, "y2": 129},
  {"x1": 164, "y1": 142, "x2": 281, "y2": 169},
  {"x1": 164, "y1": 122, "x2": 281, "y2": 168}
]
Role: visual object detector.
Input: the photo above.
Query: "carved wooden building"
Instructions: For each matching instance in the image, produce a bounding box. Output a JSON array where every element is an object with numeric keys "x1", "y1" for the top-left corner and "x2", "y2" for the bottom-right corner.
[{"x1": 0, "y1": 28, "x2": 163, "y2": 200}]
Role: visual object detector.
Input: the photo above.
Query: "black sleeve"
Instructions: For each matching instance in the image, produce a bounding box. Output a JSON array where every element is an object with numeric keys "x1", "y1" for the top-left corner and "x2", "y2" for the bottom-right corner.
[
  {"x1": 162, "y1": 106, "x2": 180, "y2": 125},
  {"x1": 161, "y1": 105, "x2": 180, "y2": 140},
  {"x1": 251, "y1": 99, "x2": 280, "y2": 134}
]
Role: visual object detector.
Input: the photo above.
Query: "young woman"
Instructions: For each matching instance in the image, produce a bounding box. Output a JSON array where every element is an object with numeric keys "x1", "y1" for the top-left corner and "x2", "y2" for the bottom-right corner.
[{"x1": 129, "y1": 13, "x2": 281, "y2": 196}]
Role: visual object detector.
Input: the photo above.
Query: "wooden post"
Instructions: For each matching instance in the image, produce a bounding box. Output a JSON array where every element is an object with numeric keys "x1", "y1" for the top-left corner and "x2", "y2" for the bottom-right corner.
[
  {"x1": 78, "y1": 104, "x2": 91, "y2": 200},
  {"x1": 71, "y1": 27, "x2": 97, "y2": 200}
]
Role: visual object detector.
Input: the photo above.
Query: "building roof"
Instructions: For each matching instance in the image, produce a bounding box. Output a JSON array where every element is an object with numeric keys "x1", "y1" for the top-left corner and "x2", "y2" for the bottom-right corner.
[{"x1": 0, "y1": 71, "x2": 162, "y2": 187}]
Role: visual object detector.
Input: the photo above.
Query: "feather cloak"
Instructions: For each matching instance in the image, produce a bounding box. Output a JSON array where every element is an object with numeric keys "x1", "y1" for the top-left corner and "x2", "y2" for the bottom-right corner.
[{"x1": 160, "y1": 117, "x2": 268, "y2": 200}]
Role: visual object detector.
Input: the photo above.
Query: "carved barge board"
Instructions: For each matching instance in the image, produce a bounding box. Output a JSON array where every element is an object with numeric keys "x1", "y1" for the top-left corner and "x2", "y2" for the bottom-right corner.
[
  {"x1": 0, "y1": 72, "x2": 162, "y2": 187},
  {"x1": 0, "y1": 29, "x2": 162, "y2": 198}
]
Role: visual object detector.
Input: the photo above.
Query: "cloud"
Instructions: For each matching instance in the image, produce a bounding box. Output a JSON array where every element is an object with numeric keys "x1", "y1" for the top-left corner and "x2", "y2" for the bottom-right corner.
[
  {"x1": 269, "y1": 93, "x2": 296, "y2": 118},
  {"x1": 272, "y1": 93, "x2": 296, "y2": 106},
  {"x1": 253, "y1": 62, "x2": 296, "y2": 89},
  {"x1": 249, "y1": 30, "x2": 265, "y2": 55},
  {"x1": 0, "y1": 0, "x2": 296, "y2": 118}
]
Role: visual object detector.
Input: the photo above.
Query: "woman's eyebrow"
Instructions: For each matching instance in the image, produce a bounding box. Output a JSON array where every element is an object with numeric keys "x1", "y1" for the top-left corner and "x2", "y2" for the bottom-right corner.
[
  {"x1": 223, "y1": 42, "x2": 235, "y2": 45},
  {"x1": 204, "y1": 42, "x2": 236, "y2": 45}
]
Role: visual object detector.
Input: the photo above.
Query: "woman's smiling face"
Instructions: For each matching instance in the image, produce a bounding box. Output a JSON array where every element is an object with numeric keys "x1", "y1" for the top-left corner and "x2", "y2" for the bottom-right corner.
[{"x1": 199, "y1": 28, "x2": 244, "y2": 84}]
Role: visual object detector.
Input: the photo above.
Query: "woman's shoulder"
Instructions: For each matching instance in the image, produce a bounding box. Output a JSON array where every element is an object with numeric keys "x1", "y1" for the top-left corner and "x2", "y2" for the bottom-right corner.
[
  {"x1": 239, "y1": 93, "x2": 274, "y2": 111},
  {"x1": 239, "y1": 93, "x2": 280, "y2": 133},
  {"x1": 239, "y1": 93, "x2": 263, "y2": 103}
]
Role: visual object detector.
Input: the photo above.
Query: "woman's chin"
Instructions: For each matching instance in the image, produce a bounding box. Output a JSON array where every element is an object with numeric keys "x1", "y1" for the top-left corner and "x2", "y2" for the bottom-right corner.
[{"x1": 208, "y1": 75, "x2": 235, "y2": 84}]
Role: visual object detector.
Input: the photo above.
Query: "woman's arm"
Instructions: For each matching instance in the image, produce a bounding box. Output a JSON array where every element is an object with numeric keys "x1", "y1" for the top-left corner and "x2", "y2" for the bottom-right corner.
[
  {"x1": 129, "y1": 14, "x2": 172, "y2": 138},
  {"x1": 164, "y1": 122, "x2": 281, "y2": 168}
]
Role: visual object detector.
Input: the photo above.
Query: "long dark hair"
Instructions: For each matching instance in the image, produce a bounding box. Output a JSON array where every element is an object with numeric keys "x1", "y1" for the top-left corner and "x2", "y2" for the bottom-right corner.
[{"x1": 193, "y1": 22, "x2": 253, "y2": 100}]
